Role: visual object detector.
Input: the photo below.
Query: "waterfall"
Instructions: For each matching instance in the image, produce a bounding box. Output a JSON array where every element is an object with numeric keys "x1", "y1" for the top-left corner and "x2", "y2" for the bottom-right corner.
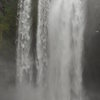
[
  {"x1": 36, "y1": 0, "x2": 50, "y2": 86},
  {"x1": 17, "y1": 0, "x2": 33, "y2": 84},
  {"x1": 16, "y1": 0, "x2": 86, "y2": 99},
  {"x1": 37, "y1": 0, "x2": 86, "y2": 99},
  {"x1": 47, "y1": 0, "x2": 86, "y2": 100}
]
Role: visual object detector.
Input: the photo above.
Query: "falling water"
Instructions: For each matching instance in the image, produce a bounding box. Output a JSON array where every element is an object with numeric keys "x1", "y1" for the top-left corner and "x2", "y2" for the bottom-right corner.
[
  {"x1": 16, "y1": 0, "x2": 86, "y2": 99},
  {"x1": 36, "y1": 0, "x2": 50, "y2": 86},
  {"x1": 47, "y1": 0, "x2": 86, "y2": 100},
  {"x1": 37, "y1": 0, "x2": 86, "y2": 100},
  {"x1": 17, "y1": 0, "x2": 33, "y2": 84}
]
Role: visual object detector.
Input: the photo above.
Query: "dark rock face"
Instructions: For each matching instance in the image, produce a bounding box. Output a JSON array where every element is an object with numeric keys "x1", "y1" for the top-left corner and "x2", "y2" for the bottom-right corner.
[
  {"x1": 0, "y1": 2, "x2": 5, "y2": 15},
  {"x1": 83, "y1": 0, "x2": 100, "y2": 93}
]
